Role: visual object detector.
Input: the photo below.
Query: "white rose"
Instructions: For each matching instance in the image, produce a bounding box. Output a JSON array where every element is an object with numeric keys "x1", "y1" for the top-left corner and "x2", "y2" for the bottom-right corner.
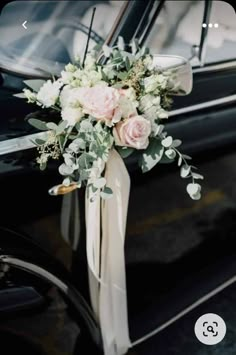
[
  {"x1": 61, "y1": 107, "x2": 83, "y2": 126},
  {"x1": 37, "y1": 80, "x2": 62, "y2": 108}
]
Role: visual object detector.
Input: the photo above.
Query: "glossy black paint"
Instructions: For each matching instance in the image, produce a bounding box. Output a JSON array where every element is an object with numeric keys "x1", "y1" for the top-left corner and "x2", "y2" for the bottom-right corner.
[{"x1": 0, "y1": 1, "x2": 236, "y2": 354}]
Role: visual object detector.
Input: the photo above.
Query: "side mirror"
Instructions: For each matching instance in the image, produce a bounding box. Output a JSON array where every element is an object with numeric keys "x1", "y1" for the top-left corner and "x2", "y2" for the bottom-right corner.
[{"x1": 152, "y1": 54, "x2": 193, "y2": 96}]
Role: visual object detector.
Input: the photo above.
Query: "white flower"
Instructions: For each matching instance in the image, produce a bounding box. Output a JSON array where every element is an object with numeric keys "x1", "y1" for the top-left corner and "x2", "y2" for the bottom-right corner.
[
  {"x1": 23, "y1": 88, "x2": 37, "y2": 103},
  {"x1": 84, "y1": 55, "x2": 96, "y2": 70},
  {"x1": 37, "y1": 80, "x2": 62, "y2": 108},
  {"x1": 186, "y1": 183, "x2": 201, "y2": 200},
  {"x1": 60, "y1": 70, "x2": 74, "y2": 84},
  {"x1": 60, "y1": 86, "x2": 82, "y2": 108},
  {"x1": 157, "y1": 108, "x2": 168, "y2": 119},
  {"x1": 139, "y1": 94, "x2": 164, "y2": 134},
  {"x1": 73, "y1": 69, "x2": 103, "y2": 87},
  {"x1": 65, "y1": 63, "x2": 77, "y2": 72},
  {"x1": 139, "y1": 94, "x2": 160, "y2": 113},
  {"x1": 143, "y1": 74, "x2": 168, "y2": 93},
  {"x1": 143, "y1": 75, "x2": 159, "y2": 93},
  {"x1": 120, "y1": 87, "x2": 137, "y2": 101},
  {"x1": 143, "y1": 55, "x2": 154, "y2": 71},
  {"x1": 115, "y1": 95, "x2": 138, "y2": 121},
  {"x1": 61, "y1": 107, "x2": 83, "y2": 126}
]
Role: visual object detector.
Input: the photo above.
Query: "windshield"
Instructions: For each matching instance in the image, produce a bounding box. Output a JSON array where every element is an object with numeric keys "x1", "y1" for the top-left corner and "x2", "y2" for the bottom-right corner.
[{"x1": 0, "y1": 0, "x2": 124, "y2": 77}]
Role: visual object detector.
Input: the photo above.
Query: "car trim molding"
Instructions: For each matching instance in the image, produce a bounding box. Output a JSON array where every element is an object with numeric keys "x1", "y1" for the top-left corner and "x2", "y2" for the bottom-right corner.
[
  {"x1": 132, "y1": 273, "x2": 236, "y2": 345},
  {"x1": 193, "y1": 60, "x2": 236, "y2": 74},
  {"x1": 169, "y1": 94, "x2": 236, "y2": 118}
]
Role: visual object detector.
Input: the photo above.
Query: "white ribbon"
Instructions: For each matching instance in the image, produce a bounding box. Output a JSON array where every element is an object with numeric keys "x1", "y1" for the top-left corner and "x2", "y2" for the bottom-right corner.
[
  {"x1": 86, "y1": 149, "x2": 131, "y2": 355},
  {"x1": 61, "y1": 190, "x2": 80, "y2": 251}
]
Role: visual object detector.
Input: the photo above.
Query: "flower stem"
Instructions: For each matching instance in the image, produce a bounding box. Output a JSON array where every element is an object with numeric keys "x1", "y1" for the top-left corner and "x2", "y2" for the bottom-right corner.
[{"x1": 82, "y1": 7, "x2": 96, "y2": 67}]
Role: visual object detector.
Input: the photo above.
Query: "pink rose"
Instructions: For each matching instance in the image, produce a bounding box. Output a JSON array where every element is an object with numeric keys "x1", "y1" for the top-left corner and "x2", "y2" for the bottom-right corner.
[
  {"x1": 77, "y1": 85, "x2": 119, "y2": 122},
  {"x1": 113, "y1": 115, "x2": 151, "y2": 150}
]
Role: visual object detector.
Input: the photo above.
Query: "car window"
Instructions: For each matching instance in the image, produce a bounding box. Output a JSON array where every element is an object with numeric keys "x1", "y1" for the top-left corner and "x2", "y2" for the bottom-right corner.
[
  {"x1": 145, "y1": 0, "x2": 236, "y2": 66},
  {"x1": 0, "y1": 0, "x2": 125, "y2": 77}
]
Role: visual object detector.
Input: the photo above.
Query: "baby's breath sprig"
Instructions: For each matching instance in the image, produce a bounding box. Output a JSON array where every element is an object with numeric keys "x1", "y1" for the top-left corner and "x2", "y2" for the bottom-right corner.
[{"x1": 36, "y1": 131, "x2": 60, "y2": 170}]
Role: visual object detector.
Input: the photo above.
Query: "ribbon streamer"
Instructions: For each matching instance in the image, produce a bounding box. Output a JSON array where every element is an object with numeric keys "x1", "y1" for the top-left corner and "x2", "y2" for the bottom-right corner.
[
  {"x1": 61, "y1": 190, "x2": 80, "y2": 251},
  {"x1": 86, "y1": 149, "x2": 131, "y2": 355}
]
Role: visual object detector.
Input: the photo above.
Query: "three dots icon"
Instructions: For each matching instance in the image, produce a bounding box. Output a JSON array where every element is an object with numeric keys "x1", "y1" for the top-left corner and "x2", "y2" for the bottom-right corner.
[{"x1": 202, "y1": 23, "x2": 219, "y2": 28}]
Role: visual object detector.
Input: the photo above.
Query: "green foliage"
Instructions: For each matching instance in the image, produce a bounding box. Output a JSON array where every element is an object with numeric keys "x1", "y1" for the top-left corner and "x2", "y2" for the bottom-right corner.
[
  {"x1": 24, "y1": 79, "x2": 46, "y2": 92},
  {"x1": 28, "y1": 118, "x2": 48, "y2": 130},
  {"x1": 139, "y1": 138, "x2": 164, "y2": 173},
  {"x1": 19, "y1": 36, "x2": 203, "y2": 200}
]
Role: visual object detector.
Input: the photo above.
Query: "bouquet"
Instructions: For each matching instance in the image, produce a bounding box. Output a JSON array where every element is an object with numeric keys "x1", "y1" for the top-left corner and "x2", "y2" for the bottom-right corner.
[
  {"x1": 17, "y1": 37, "x2": 204, "y2": 355},
  {"x1": 20, "y1": 37, "x2": 203, "y2": 201}
]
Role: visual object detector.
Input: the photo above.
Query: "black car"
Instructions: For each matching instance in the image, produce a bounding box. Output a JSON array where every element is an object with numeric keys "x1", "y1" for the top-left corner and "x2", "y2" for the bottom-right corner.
[{"x1": 0, "y1": 1, "x2": 236, "y2": 354}]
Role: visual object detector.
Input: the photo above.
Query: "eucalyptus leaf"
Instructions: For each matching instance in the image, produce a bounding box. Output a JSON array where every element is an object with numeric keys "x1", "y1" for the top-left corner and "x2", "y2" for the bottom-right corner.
[
  {"x1": 172, "y1": 139, "x2": 182, "y2": 148},
  {"x1": 80, "y1": 120, "x2": 93, "y2": 132},
  {"x1": 91, "y1": 185, "x2": 98, "y2": 193},
  {"x1": 165, "y1": 148, "x2": 176, "y2": 160},
  {"x1": 73, "y1": 138, "x2": 86, "y2": 150},
  {"x1": 14, "y1": 93, "x2": 26, "y2": 99},
  {"x1": 118, "y1": 36, "x2": 125, "y2": 51},
  {"x1": 161, "y1": 136, "x2": 173, "y2": 148},
  {"x1": 102, "y1": 44, "x2": 112, "y2": 57},
  {"x1": 182, "y1": 154, "x2": 192, "y2": 160},
  {"x1": 59, "y1": 163, "x2": 74, "y2": 176},
  {"x1": 28, "y1": 118, "x2": 48, "y2": 131},
  {"x1": 117, "y1": 72, "x2": 128, "y2": 80},
  {"x1": 78, "y1": 152, "x2": 94, "y2": 169},
  {"x1": 140, "y1": 138, "x2": 164, "y2": 173},
  {"x1": 46, "y1": 122, "x2": 58, "y2": 130},
  {"x1": 101, "y1": 70, "x2": 109, "y2": 82},
  {"x1": 178, "y1": 155, "x2": 182, "y2": 167},
  {"x1": 117, "y1": 147, "x2": 134, "y2": 159},
  {"x1": 130, "y1": 38, "x2": 139, "y2": 55},
  {"x1": 93, "y1": 177, "x2": 106, "y2": 189},
  {"x1": 24, "y1": 79, "x2": 46, "y2": 92},
  {"x1": 180, "y1": 165, "x2": 191, "y2": 178},
  {"x1": 125, "y1": 56, "x2": 131, "y2": 71},
  {"x1": 192, "y1": 172, "x2": 204, "y2": 180},
  {"x1": 63, "y1": 177, "x2": 71, "y2": 186},
  {"x1": 56, "y1": 121, "x2": 67, "y2": 135},
  {"x1": 100, "y1": 186, "x2": 113, "y2": 199},
  {"x1": 63, "y1": 153, "x2": 74, "y2": 167},
  {"x1": 39, "y1": 162, "x2": 47, "y2": 171},
  {"x1": 35, "y1": 138, "x2": 46, "y2": 146},
  {"x1": 159, "y1": 154, "x2": 175, "y2": 164}
]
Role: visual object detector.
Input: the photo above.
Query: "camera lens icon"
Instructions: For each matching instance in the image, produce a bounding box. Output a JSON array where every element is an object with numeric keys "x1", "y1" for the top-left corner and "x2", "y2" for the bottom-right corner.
[{"x1": 194, "y1": 314, "x2": 226, "y2": 345}]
